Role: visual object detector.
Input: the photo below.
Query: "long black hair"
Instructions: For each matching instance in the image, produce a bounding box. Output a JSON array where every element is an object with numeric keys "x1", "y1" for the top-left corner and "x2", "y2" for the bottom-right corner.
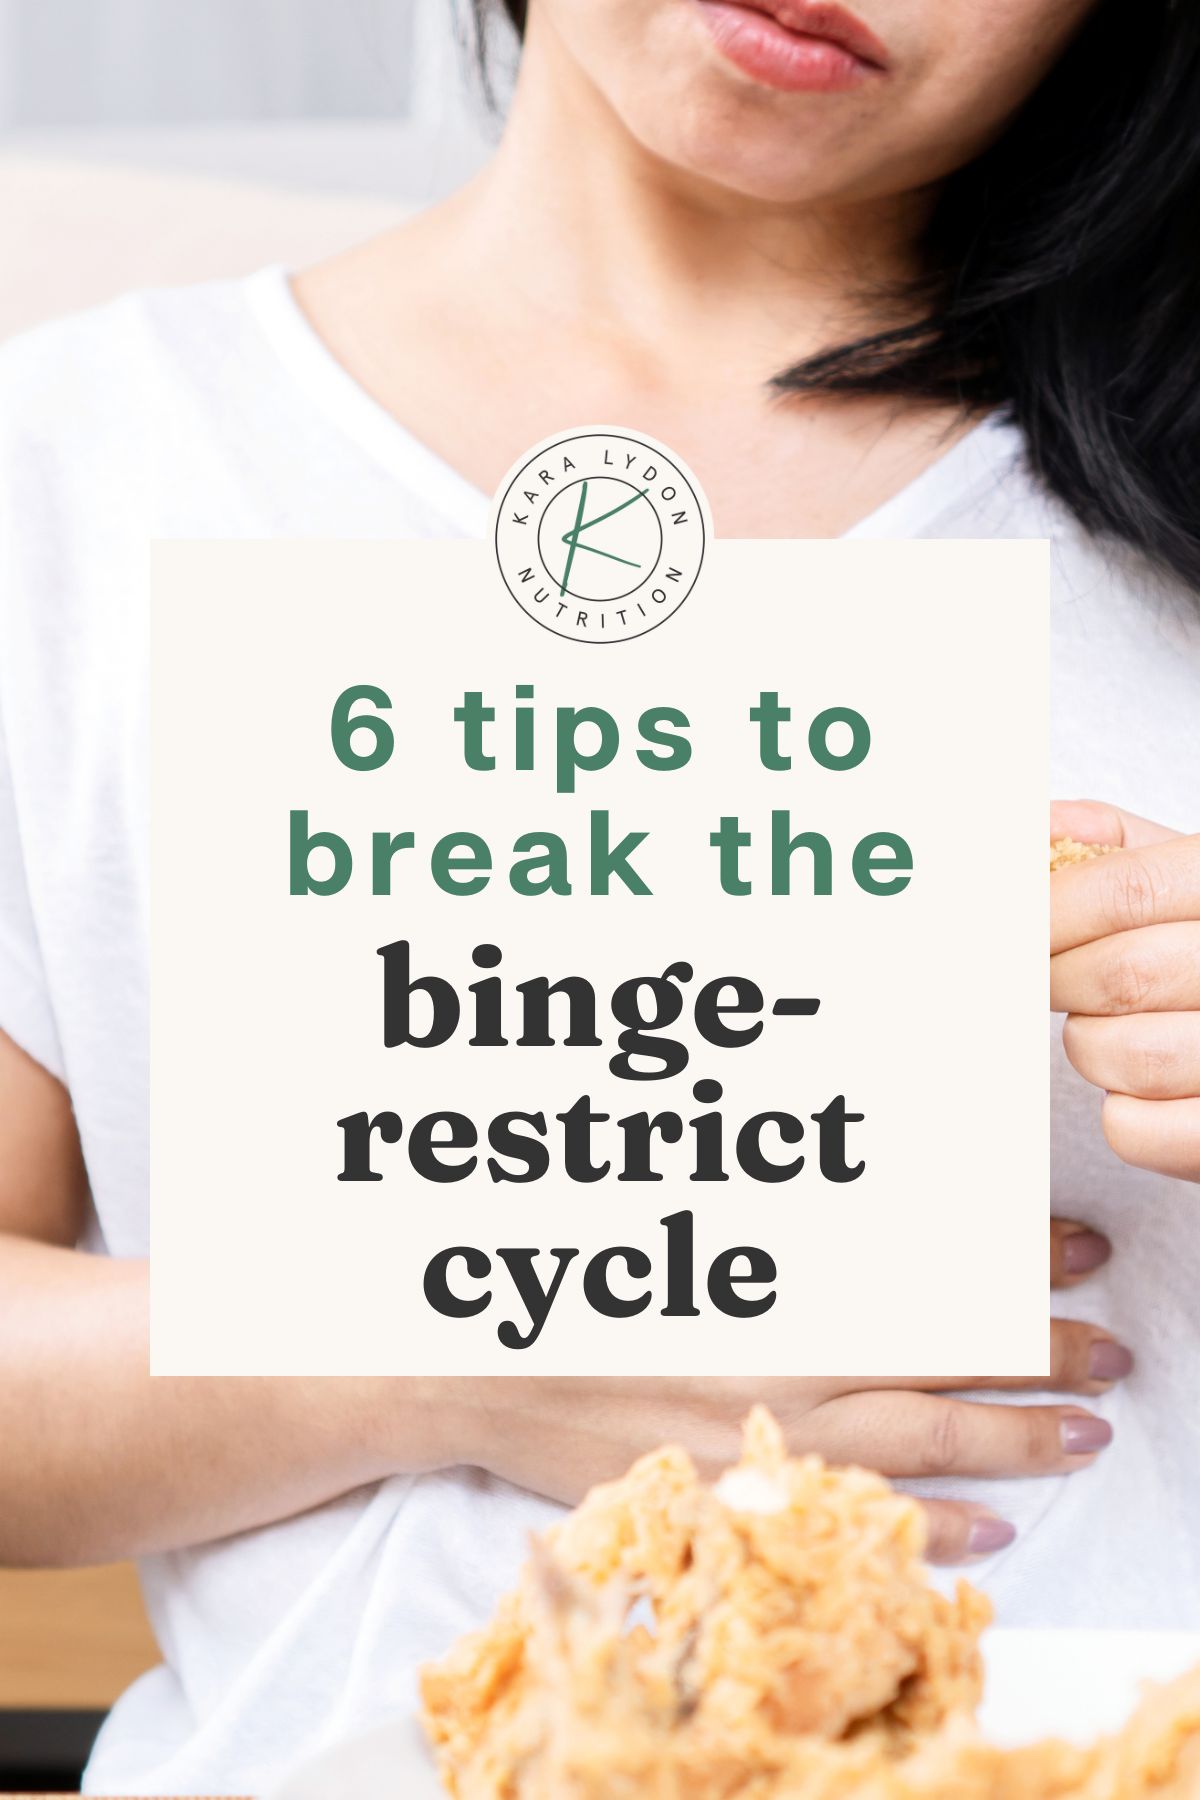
[{"x1": 473, "y1": 0, "x2": 1200, "y2": 591}]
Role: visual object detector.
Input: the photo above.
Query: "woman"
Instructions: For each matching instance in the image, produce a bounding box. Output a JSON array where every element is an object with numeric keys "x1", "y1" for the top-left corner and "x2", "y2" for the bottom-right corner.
[{"x1": 0, "y1": 0, "x2": 1197, "y2": 1790}]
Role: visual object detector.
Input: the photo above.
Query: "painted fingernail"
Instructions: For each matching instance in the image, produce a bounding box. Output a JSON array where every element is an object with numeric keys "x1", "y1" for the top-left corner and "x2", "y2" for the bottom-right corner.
[
  {"x1": 1088, "y1": 1340, "x2": 1134, "y2": 1381},
  {"x1": 1062, "y1": 1231, "x2": 1111, "y2": 1276},
  {"x1": 1061, "y1": 1415, "x2": 1113, "y2": 1455},
  {"x1": 966, "y1": 1515, "x2": 1017, "y2": 1556}
]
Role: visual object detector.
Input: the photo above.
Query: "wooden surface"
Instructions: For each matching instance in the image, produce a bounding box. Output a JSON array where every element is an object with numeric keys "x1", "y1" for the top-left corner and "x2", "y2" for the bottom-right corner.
[{"x1": 0, "y1": 1562, "x2": 158, "y2": 1709}]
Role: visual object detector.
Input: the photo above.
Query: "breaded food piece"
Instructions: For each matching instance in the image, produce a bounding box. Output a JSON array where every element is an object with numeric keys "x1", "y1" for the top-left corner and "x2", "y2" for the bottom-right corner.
[
  {"x1": 843, "y1": 1664, "x2": 1200, "y2": 1800},
  {"x1": 770, "y1": 1721, "x2": 1095, "y2": 1800},
  {"x1": 1084, "y1": 1662, "x2": 1200, "y2": 1799},
  {"x1": 419, "y1": 1414, "x2": 1200, "y2": 1798},
  {"x1": 420, "y1": 1410, "x2": 988, "y2": 1798},
  {"x1": 1050, "y1": 838, "x2": 1118, "y2": 872}
]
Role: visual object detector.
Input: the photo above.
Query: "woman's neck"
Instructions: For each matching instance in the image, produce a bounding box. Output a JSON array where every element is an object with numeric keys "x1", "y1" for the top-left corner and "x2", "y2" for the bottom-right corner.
[
  {"x1": 293, "y1": 23, "x2": 970, "y2": 535},
  {"x1": 444, "y1": 8, "x2": 930, "y2": 390}
]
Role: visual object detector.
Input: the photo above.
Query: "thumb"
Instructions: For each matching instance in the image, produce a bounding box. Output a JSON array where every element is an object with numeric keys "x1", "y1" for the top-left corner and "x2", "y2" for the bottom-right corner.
[
  {"x1": 1050, "y1": 798, "x2": 1181, "y2": 852},
  {"x1": 921, "y1": 1500, "x2": 1016, "y2": 1565}
]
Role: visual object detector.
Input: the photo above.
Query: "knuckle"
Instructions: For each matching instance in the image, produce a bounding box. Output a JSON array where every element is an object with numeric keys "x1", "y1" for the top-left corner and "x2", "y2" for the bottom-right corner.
[
  {"x1": 1101, "y1": 943, "x2": 1155, "y2": 1014},
  {"x1": 1128, "y1": 1029, "x2": 1181, "y2": 1099},
  {"x1": 921, "y1": 1403, "x2": 963, "y2": 1476},
  {"x1": 1105, "y1": 856, "x2": 1165, "y2": 933}
]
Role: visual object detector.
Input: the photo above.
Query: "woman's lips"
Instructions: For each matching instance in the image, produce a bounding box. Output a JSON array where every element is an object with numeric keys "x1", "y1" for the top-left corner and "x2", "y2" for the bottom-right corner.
[{"x1": 694, "y1": 0, "x2": 890, "y2": 92}]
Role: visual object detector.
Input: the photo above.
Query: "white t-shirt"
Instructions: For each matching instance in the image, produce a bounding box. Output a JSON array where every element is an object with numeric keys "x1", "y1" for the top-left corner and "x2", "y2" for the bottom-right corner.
[{"x1": 0, "y1": 268, "x2": 1197, "y2": 1797}]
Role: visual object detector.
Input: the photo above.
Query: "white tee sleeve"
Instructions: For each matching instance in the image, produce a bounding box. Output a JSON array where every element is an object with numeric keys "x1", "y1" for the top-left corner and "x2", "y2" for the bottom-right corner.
[
  {"x1": 0, "y1": 707, "x2": 63, "y2": 1080},
  {"x1": 0, "y1": 330, "x2": 66, "y2": 1083}
]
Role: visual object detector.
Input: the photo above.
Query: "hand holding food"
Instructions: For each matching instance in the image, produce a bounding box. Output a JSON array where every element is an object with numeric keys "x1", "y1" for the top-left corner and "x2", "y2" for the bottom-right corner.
[{"x1": 1051, "y1": 802, "x2": 1200, "y2": 1183}]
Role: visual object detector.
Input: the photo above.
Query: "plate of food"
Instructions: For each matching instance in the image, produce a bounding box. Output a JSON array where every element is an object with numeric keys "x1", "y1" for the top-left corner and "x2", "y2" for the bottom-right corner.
[{"x1": 273, "y1": 1411, "x2": 1200, "y2": 1798}]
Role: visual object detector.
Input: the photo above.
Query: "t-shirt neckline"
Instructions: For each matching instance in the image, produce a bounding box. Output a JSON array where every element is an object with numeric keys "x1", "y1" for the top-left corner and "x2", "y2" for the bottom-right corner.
[
  {"x1": 244, "y1": 263, "x2": 491, "y2": 535},
  {"x1": 243, "y1": 262, "x2": 1022, "y2": 541}
]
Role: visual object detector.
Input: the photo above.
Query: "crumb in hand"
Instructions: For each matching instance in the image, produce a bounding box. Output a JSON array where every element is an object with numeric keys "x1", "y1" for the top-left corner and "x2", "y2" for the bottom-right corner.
[{"x1": 1050, "y1": 837, "x2": 1118, "y2": 872}]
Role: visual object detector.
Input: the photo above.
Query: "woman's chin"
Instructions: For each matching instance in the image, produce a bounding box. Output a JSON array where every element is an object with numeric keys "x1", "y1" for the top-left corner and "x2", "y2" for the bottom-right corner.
[{"x1": 632, "y1": 103, "x2": 884, "y2": 207}]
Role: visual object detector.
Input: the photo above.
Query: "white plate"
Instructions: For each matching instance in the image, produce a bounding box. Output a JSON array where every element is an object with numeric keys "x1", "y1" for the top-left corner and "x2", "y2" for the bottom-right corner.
[
  {"x1": 978, "y1": 1629, "x2": 1200, "y2": 1745},
  {"x1": 271, "y1": 1629, "x2": 1200, "y2": 1800}
]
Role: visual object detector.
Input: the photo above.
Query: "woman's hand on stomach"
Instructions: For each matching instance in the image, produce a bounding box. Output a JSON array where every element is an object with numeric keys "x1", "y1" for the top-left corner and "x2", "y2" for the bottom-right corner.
[
  {"x1": 1052, "y1": 800, "x2": 1200, "y2": 1182},
  {"x1": 0, "y1": 1027, "x2": 1123, "y2": 1568},
  {"x1": 450, "y1": 1216, "x2": 1123, "y2": 1566}
]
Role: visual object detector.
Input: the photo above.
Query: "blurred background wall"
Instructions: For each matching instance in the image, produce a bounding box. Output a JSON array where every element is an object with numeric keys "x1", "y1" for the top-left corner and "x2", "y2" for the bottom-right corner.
[
  {"x1": 0, "y1": 0, "x2": 420, "y2": 125},
  {"x1": 0, "y1": 0, "x2": 517, "y2": 340},
  {"x1": 0, "y1": 0, "x2": 509, "y2": 197}
]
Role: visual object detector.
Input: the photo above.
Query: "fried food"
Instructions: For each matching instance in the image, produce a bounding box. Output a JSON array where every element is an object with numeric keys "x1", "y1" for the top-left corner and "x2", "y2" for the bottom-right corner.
[
  {"x1": 419, "y1": 1411, "x2": 1200, "y2": 1798},
  {"x1": 420, "y1": 1409, "x2": 987, "y2": 1797},
  {"x1": 1050, "y1": 838, "x2": 1118, "y2": 872}
]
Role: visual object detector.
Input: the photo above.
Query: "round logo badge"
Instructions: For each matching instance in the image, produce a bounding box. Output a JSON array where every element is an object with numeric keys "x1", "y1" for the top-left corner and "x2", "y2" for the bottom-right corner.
[{"x1": 492, "y1": 428, "x2": 709, "y2": 644}]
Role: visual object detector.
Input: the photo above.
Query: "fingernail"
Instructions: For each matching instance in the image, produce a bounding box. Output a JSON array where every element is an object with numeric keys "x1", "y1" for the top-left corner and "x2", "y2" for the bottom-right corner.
[
  {"x1": 966, "y1": 1515, "x2": 1017, "y2": 1556},
  {"x1": 1063, "y1": 1230, "x2": 1111, "y2": 1276},
  {"x1": 1061, "y1": 1415, "x2": 1113, "y2": 1455},
  {"x1": 1088, "y1": 1340, "x2": 1134, "y2": 1381}
]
